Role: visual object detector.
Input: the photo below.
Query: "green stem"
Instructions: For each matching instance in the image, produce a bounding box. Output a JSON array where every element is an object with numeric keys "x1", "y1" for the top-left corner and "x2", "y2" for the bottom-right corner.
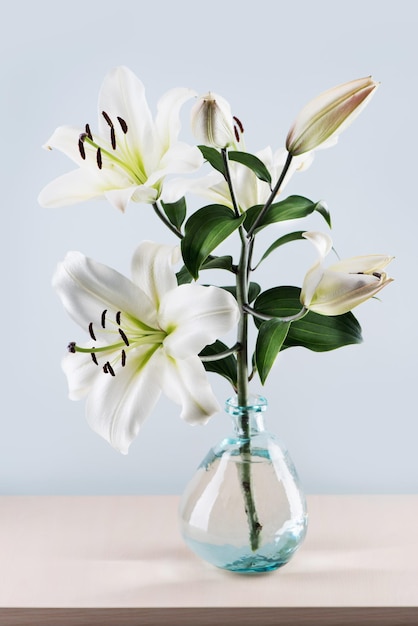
[
  {"x1": 216, "y1": 149, "x2": 264, "y2": 551},
  {"x1": 235, "y1": 232, "x2": 261, "y2": 551},
  {"x1": 246, "y1": 152, "x2": 293, "y2": 238},
  {"x1": 152, "y1": 202, "x2": 183, "y2": 239}
]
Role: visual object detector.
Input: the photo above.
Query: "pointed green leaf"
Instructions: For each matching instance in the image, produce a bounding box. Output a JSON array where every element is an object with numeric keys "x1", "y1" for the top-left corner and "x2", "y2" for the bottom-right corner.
[
  {"x1": 199, "y1": 341, "x2": 237, "y2": 388},
  {"x1": 202, "y1": 255, "x2": 235, "y2": 272},
  {"x1": 198, "y1": 145, "x2": 225, "y2": 174},
  {"x1": 253, "y1": 286, "x2": 362, "y2": 351},
  {"x1": 254, "y1": 231, "x2": 306, "y2": 268},
  {"x1": 244, "y1": 195, "x2": 331, "y2": 234},
  {"x1": 182, "y1": 205, "x2": 245, "y2": 278},
  {"x1": 228, "y1": 151, "x2": 272, "y2": 184},
  {"x1": 176, "y1": 255, "x2": 235, "y2": 285},
  {"x1": 256, "y1": 319, "x2": 290, "y2": 384},
  {"x1": 161, "y1": 197, "x2": 187, "y2": 230},
  {"x1": 314, "y1": 200, "x2": 332, "y2": 228},
  {"x1": 220, "y1": 282, "x2": 261, "y2": 303}
]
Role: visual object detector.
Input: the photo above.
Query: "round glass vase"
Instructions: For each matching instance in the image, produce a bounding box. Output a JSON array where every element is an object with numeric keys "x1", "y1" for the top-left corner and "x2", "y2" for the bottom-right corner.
[{"x1": 179, "y1": 395, "x2": 308, "y2": 573}]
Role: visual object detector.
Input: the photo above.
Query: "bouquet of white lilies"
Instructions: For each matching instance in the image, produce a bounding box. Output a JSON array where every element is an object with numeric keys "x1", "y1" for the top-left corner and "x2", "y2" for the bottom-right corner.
[{"x1": 39, "y1": 67, "x2": 392, "y2": 456}]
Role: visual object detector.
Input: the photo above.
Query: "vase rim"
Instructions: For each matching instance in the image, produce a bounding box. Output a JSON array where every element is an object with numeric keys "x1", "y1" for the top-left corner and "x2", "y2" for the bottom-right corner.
[{"x1": 225, "y1": 394, "x2": 267, "y2": 415}]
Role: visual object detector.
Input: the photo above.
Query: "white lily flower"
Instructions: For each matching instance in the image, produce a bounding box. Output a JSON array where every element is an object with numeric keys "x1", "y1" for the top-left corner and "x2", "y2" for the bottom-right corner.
[
  {"x1": 166, "y1": 146, "x2": 313, "y2": 212},
  {"x1": 286, "y1": 76, "x2": 379, "y2": 156},
  {"x1": 53, "y1": 241, "x2": 240, "y2": 454},
  {"x1": 300, "y1": 231, "x2": 393, "y2": 315},
  {"x1": 38, "y1": 66, "x2": 202, "y2": 212}
]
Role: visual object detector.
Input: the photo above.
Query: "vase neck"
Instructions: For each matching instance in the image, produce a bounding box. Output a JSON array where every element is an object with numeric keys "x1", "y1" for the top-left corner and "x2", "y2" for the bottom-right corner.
[{"x1": 225, "y1": 395, "x2": 267, "y2": 437}]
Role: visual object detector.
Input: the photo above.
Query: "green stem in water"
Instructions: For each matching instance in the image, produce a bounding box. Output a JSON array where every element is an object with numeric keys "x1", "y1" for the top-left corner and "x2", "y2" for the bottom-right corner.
[{"x1": 234, "y1": 209, "x2": 262, "y2": 551}]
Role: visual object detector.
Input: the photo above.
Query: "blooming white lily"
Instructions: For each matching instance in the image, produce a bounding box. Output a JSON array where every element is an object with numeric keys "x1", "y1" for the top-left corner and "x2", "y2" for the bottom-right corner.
[
  {"x1": 286, "y1": 76, "x2": 379, "y2": 156},
  {"x1": 53, "y1": 241, "x2": 240, "y2": 454},
  {"x1": 300, "y1": 232, "x2": 393, "y2": 315},
  {"x1": 166, "y1": 146, "x2": 313, "y2": 212},
  {"x1": 38, "y1": 66, "x2": 202, "y2": 212}
]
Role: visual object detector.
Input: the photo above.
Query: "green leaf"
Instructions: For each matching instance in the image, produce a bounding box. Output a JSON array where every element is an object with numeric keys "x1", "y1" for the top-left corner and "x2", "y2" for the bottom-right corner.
[
  {"x1": 199, "y1": 341, "x2": 237, "y2": 388},
  {"x1": 314, "y1": 200, "x2": 332, "y2": 228},
  {"x1": 201, "y1": 255, "x2": 235, "y2": 272},
  {"x1": 256, "y1": 319, "x2": 290, "y2": 385},
  {"x1": 182, "y1": 205, "x2": 245, "y2": 278},
  {"x1": 220, "y1": 282, "x2": 261, "y2": 303},
  {"x1": 244, "y1": 195, "x2": 331, "y2": 234},
  {"x1": 198, "y1": 145, "x2": 225, "y2": 174},
  {"x1": 176, "y1": 255, "x2": 235, "y2": 285},
  {"x1": 228, "y1": 151, "x2": 272, "y2": 184},
  {"x1": 254, "y1": 230, "x2": 306, "y2": 268},
  {"x1": 253, "y1": 286, "x2": 362, "y2": 352},
  {"x1": 161, "y1": 197, "x2": 187, "y2": 230}
]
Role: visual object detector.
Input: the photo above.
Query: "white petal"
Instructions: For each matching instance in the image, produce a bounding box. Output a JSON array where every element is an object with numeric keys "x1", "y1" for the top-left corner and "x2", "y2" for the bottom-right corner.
[
  {"x1": 42, "y1": 126, "x2": 86, "y2": 166},
  {"x1": 155, "y1": 87, "x2": 197, "y2": 147},
  {"x1": 160, "y1": 284, "x2": 240, "y2": 359},
  {"x1": 309, "y1": 270, "x2": 392, "y2": 315},
  {"x1": 38, "y1": 169, "x2": 104, "y2": 208},
  {"x1": 62, "y1": 351, "x2": 100, "y2": 400},
  {"x1": 85, "y1": 347, "x2": 162, "y2": 454},
  {"x1": 98, "y1": 66, "x2": 155, "y2": 157},
  {"x1": 53, "y1": 251, "x2": 158, "y2": 331},
  {"x1": 329, "y1": 254, "x2": 393, "y2": 274},
  {"x1": 104, "y1": 185, "x2": 143, "y2": 212},
  {"x1": 131, "y1": 241, "x2": 180, "y2": 308},
  {"x1": 303, "y1": 231, "x2": 333, "y2": 260},
  {"x1": 159, "y1": 354, "x2": 220, "y2": 424}
]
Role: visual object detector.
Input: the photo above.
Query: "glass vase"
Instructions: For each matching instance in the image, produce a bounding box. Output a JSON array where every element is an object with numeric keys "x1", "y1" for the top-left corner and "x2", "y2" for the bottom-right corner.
[{"x1": 179, "y1": 395, "x2": 308, "y2": 573}]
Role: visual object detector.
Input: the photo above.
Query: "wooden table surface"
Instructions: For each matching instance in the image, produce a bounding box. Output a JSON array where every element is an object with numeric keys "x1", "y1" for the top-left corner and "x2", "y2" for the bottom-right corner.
[{"x1": 0, "y1": 495, "x2": 417, "y2": 625}]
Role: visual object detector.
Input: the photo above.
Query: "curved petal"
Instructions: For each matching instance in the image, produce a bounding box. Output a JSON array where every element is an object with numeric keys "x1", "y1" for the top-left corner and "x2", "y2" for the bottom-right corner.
[
  {"x1": 62, "y1": 350, "x2": 101, "y2": 401},
  {"x1": 159, "y1": 353, "x2": 220, "y2": 424},
  {"x1": 53, "y1": 251, "x2": 158, "y2": 331},
  {"x1": 42, "y1": 125, "x2": 87, "y2": 166},
  {"x1": 303, "y1": 231, "x2": 333, "y2": 259},
  {"x1": 300, "y1": 232, "x2": 333, "y2": 307},
  {"x1": 104, "y1": 185, "x2": 144, "y2": 212},
  {"x1": 160, "y1": 284, "x2": 240, "y2": 358},
  {"x1": 98, "y1": 66, "x2": 154, "y2": 158},
  {"x1": 147, "y1": 143, "x2": 204, "y2": 188},
  {"x1": 131, "y1": 241, "x2": 180, "y2": 308},
  {"x1": 38, "y1": 169, "x2": 104, "y2": 208},
  {"x1": 155, "y1": 87, "x2": 197, "y2": 148},
  {"x1": 85, "y1": 347, "x2": 162, "y2": 453},
  {"x1": 329, "y1": 254, "x2": 393, "y2": 274}
]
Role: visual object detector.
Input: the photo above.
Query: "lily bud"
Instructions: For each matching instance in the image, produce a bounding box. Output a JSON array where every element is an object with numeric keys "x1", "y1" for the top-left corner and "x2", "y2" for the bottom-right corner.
[
  {"x1": 286, "y1": 77, "x2": 379, "y2": 156},
  {"x1": 191, "y1": 92, "x2": 237, "y2": 149},
  {"x1": 300, "y1": 232, "x2": 393, "y2": 316}
]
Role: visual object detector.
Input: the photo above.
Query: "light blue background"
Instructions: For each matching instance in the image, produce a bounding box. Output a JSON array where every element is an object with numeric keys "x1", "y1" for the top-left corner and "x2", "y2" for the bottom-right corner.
[{"x1": 2, "y1": 0, "x2": 416, "y2": 495}]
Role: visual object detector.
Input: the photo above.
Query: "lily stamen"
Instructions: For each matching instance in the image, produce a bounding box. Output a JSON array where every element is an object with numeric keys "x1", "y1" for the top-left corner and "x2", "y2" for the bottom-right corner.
[
  {"x1": 102, "y1": 111, "x2": 113, "y2": 127},
  {"x1": 118, "y1": 328, "x2": 129, "y2": 346},
  {"x1": 101, "y1": 309, "x2": 107, "y2": 328},
  {"x1": 117, "y1": 117, "x2": 128, "y2": 133},
  {"x1": 85, "y1": 123, "x2": 93, "y2": 140}
]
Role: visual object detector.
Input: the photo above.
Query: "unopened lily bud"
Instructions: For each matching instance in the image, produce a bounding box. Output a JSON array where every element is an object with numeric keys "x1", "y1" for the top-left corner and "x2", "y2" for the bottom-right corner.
[
  {"x1": 300, "y1": 232, "x2": 393, "y2": 315},
  {"x1": 286, "y1": 77, "x2": 379, "y2": 156},
  {"x1": 191, "y1": 92, "x2": 238, "y2": 149}
]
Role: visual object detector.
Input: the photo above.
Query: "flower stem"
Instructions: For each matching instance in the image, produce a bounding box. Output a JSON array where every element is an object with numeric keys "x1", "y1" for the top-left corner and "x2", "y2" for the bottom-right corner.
[
  {"x1": 152, "y1": 202, "x2": 183, "y2": 239},
  {"x1": 222, "y1": 150, "x2": 263, "y2": 551},
  {"x1": 235, "y1": 223, "x2": 262, "y2": 551}
]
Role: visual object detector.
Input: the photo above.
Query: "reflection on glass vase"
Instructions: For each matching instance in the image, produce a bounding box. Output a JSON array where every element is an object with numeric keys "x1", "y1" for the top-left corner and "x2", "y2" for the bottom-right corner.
[{"x1": 179, "y1": 395, "x2": 308, "y2": 573}]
